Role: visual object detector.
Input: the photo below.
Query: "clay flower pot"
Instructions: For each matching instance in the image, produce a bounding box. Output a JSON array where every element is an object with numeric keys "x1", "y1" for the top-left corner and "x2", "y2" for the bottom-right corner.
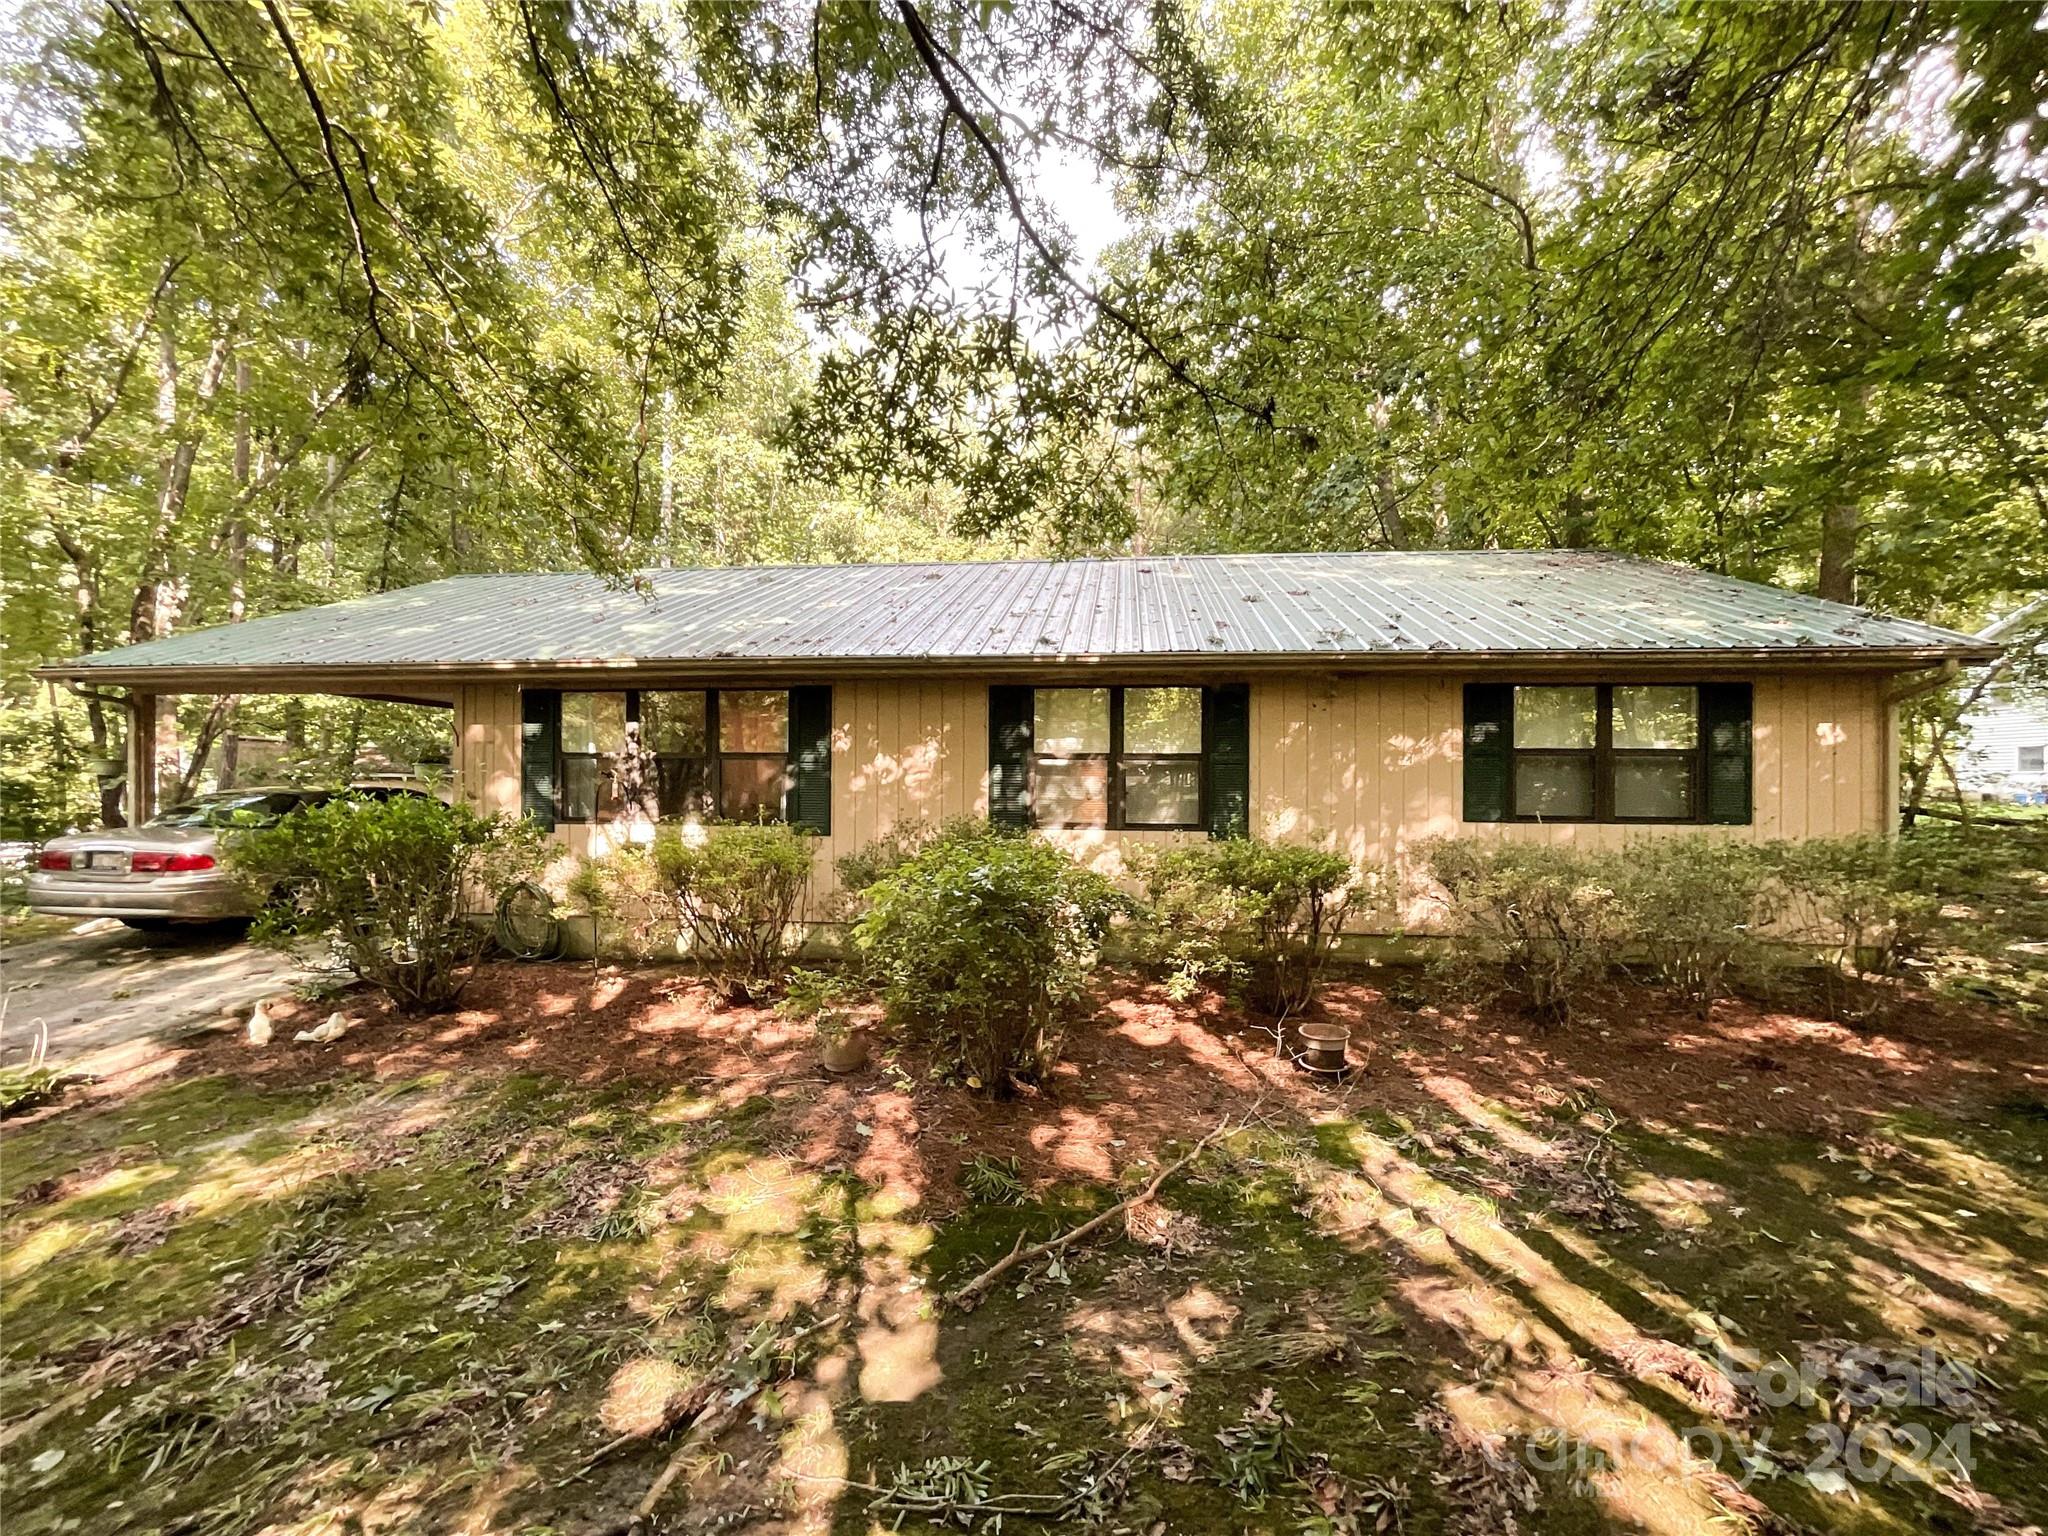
[
  {"x1": 819, "y1": 1016, "x2": 871, "y2": 1075},
  {"x1": 1296, "y1": 1021, "x2": 1351, "y2": 1077}
]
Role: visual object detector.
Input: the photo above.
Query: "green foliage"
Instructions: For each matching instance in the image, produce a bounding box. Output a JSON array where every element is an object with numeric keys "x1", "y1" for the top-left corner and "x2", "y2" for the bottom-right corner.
[
  {"x1": 564, "y1": 844, "x2": 677, "y2": 960},
  {"x1": 1135, "y1": 839, "x2": 1372, "y2": 1018},
  {"x1": 1421, "y1": 840, "x2": 1633, "y2": 1028},
  {"x1": 832, "y1": 816, "x2": 996, "y2": 908},
  {"x1": 1213, "y1": 1390, "x2": 1307, "y2": 1509},
  {"x1": 851, "y1": 825, "x2": 1125, "y2": 1097},
  {"x1": 231, "y1": 794, "x2": 543, "y2": 1013},
  {"x1": 961, "y1": 1154, "x2": 1027, "y2": 1207},
  {"x1": 650, "y1": 823, "x2": 816, "y2": 1004},
  {"x1": 0, "y1": 698, "x2": 104, "y2": 842},
  {"x1": 1422, "y1": 831, "x2": 2019, "y2": 1026},
  {"x1": 1766, "y1": 835, "x2": 1944, "y2": 1022},
  {"x1": 1606, "y1": 839, "x2": 1778, "y2": 1017}
]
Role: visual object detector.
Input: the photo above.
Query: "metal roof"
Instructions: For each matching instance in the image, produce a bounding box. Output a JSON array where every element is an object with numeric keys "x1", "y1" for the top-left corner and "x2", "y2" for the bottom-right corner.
[{"x1": 46, "y1": 552, "x2": 1996, "y2": 681}]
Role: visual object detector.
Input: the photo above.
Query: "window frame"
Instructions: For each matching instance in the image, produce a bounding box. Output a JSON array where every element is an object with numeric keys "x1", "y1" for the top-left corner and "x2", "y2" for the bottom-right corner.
[
  {"x1": 1029, "y1": 685, "x2": 1207, "y2": 832},
  {"x1": 554, "y1": 688, "x2": 792, "y2": 826},
  {"x1": 1507, "y1": 683, "x2": 1707, "y2": 825},
  {"x1": 2020, "y1": 744, "x2": 2047, "y2": 775}
]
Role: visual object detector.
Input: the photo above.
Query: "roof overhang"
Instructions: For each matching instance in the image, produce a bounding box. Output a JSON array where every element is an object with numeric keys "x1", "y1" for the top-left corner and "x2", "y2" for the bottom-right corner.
[{"x1": 31, "y1": 643, "x2": 2002, "y2": 696}]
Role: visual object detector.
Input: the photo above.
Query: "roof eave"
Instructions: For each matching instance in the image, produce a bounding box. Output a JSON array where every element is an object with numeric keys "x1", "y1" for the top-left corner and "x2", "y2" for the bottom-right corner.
[{"x1": 31, "y1": 641, "x2": 2002, "y2": 692}]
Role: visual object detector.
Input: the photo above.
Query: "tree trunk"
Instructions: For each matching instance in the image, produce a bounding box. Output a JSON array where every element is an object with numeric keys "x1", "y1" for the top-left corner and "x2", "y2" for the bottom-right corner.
[
  {"x1": 222, "y1": 360, "x2": 252, "y2": 785},
  {"x1": 131, "y1": 328, "x2": 233, "y2": 643},
  {"x1": 173, "y1": 695, "x2": 237, "y2": 803},
  {"x1": 1373, "y1": 462, "x2": 1409, "y2": 550},
  {"x1": 1818, "y1": 499, "x2": 1859, "y2": 604}
]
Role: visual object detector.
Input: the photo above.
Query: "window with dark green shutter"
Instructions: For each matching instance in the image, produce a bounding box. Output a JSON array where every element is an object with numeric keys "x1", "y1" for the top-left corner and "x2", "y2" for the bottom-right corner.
[
  {"x1": 1462, "y1": 683, "x2": 1752, "y2": 826},
  {"x1": 786, "y1": 686, "x2": 833, "y2": 834},
  {"x1": 988, "y1": 686, "x2": 1034, "y2": 829},
  {"x1": 994, "y1": 684, "x2": 1245, "y2": 836},
  {"x1": 544, "y1": 689, "x2": 817, "y2": 826},
  {"x1": 1206, "y1": 684, "x2": 1250, "y2": 839},
  {"x1": 521, "y1": 689, "x2": 560, "y2": 831}
]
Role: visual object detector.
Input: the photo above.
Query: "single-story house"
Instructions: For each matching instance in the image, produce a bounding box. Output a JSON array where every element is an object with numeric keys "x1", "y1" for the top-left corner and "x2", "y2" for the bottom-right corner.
[{"x1": 37, "y1": 551, "x2": 1998, "y2": 926}]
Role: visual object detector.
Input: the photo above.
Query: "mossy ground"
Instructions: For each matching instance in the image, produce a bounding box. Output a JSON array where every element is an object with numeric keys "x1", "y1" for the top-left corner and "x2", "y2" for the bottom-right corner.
[{"x1": 4, "y1": 1044, "x2": 2047, "y2": 1534}]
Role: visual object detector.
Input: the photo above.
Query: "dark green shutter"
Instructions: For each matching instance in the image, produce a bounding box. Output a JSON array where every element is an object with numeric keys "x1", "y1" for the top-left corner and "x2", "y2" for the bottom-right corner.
[
  {"x1": 520, "y1": 688, "x2": 559, "y2": 831},
  {"x1": 1700, "y1": 682, "x2": 1753, "y2": 824},
  {"x1": 988, "y1": 686, "x2": 1033, "y2": 829},
  {"x1": 1463, "y1": 683, "x2": 1512, "y2": 822},
  {"x1": 1205, "y1": 684, "x2": 1251, "y2": 839},
  {"x1": 786, "y1": 685, "x2": 833, "y2": 834}
]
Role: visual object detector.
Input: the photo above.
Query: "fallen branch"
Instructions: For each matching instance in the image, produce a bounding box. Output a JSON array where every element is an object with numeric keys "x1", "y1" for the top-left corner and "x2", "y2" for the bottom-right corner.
[{"x1": 945, "y1": 1118, "x2": 1236, "y2": 1312}]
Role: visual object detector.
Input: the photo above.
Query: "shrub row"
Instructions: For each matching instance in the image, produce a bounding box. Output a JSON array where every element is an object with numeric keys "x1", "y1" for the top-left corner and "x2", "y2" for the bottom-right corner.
[
  {"x1": 1419, "y1": 834, "x2": 1945, "y2": 1026},
  {"x1": 250, "y1": 796, "x2": 1986, "y2": 1089}
]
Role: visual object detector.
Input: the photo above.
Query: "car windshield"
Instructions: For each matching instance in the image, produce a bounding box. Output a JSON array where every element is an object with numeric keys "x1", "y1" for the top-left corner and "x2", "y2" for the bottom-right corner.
[{"x1": 147, "y1": 792, "x2": 322, "y2": 829}]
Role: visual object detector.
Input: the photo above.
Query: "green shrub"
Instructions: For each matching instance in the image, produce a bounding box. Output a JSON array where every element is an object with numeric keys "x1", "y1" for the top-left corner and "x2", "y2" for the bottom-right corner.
[
  {"x1": 832, "y1": 816, "x2": 995, "y2": 906},
  {"x1": 851, "y1": 825, "x2": 1124, "y2": 1096},
  {"x1": 1763, "y1": 836, "x2": 1942, "y2": 1021},
  {"x1": 1421, "y1": 840, "x2": 1630, "y2": 1027},
  {"x1": 565, "y1": 845, "x2": 678, "y2": 959},
  {"x1": 233, "y1": 795, "x2": 545, "y2": 1013},
  {"x1": 651, "y1": 821, "x2": 816, "y2": 1004},
  {"x1": 1607, "y1": 838, "x2": 1777, "y2": 1016},
  {"x1": 1134, "y1": 839, "x2": 1373, "y2": 1019}
]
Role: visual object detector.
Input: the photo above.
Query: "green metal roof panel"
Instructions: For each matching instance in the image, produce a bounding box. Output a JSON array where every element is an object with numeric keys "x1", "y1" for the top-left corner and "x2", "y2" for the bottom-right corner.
[{"x1": 52, "y1": 551, "x2": 1993, "y2": 674}]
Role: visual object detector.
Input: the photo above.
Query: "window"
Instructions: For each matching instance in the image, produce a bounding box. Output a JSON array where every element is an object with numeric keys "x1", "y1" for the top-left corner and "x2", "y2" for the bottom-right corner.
[
  {"x1": 2022, "y1": 745, "x2": 2047, "y2": 774},
  {"x1": 560, "y1": 692, "x2": 628, "y2": 822},
  {"x1": 1029, "y1": 686, "x2": 1204, "y2": 829},
  {"x1": 1509, "y1": 684, "x2": 1702, "y2": 823},
  {"x1": 557, "y1": 689, "x2": 790, "y2": 823}
]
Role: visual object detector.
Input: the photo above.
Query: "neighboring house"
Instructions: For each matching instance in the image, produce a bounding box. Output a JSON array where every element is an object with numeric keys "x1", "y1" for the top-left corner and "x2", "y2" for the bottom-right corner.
[
  {"x1": 37, "y1": 551, "x2": 1998, "y2": 928},
  {"x1": 1959, "y1": 684, "x2": 2048, "y2": 803}
]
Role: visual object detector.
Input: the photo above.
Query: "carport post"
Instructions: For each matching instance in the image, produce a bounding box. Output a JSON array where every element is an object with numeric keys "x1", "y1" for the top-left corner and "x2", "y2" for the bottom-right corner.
[{"x1": 125, "y1": 691, "x2": 158, "y2": 827}]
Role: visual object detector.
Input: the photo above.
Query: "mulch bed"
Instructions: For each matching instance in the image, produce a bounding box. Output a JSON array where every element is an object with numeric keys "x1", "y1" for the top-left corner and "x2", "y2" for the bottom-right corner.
[{"x1": 42, "y1": 960, "x2": 2048, "y2": 1216}]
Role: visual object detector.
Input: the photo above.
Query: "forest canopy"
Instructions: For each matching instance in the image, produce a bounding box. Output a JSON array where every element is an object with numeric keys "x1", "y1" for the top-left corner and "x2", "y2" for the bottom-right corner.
[{"x1": 2, "y1": 0, "x2": 2045, "y2": 828}]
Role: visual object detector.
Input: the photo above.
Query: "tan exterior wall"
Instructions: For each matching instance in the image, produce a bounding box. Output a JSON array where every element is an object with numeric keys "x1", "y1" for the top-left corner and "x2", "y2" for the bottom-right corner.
[{"x1": 450, "y1": 670, "x2": 1895, "y2": 929}]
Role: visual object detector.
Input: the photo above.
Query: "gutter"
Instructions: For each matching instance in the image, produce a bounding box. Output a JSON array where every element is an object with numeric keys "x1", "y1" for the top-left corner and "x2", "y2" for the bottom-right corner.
[
  {"x1": 31, "y1": 643, "x2": 2006, "y2": 694},
  {"x1": 1885, "y1": 658, "x2": 1962, "y2": 706}
]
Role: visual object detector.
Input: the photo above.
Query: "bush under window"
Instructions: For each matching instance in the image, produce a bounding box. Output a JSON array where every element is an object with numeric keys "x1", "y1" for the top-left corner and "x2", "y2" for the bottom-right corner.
[
  {"x1": 233, "y1": 795, "x2": 544, "y2": 1014},
  {"x1": 1421, "y1": 839, "x2": 1631, "y2": 1027},
  {"x1": 1135, "y1": 839, "x2": 1372, "y2": 1020},
  {"x1": 851, "y1": 825, "x2": 1124, "y2": 1096},
  {"x1": 651, "y1": 821, "x2": 816, "y2": 1004}
]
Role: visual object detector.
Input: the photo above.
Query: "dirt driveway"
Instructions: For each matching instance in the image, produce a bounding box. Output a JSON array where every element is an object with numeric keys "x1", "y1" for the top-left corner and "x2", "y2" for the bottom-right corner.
[{"x1": 0, "y1": 919, "x2": 309, "y2": 1076}]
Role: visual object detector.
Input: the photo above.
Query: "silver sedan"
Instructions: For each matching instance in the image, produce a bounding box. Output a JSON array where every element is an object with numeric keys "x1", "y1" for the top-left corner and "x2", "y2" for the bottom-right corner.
[{"x1": 25, "y1": 786, "x2": 424, "y2": 932}]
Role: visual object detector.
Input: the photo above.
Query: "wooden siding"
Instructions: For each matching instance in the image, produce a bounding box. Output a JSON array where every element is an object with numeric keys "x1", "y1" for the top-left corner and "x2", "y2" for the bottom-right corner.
[
  {"x1": 450, "y1": 671, "x2": 1894, "y2": 928},
  {"x1": 455, "y1": 683, "x2": 523, "y2": 819}
]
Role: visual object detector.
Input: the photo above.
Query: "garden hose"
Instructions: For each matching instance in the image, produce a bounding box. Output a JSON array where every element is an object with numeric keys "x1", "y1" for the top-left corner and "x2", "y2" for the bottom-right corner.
[{"x1": 494, "y1": 880, "x2": 562, "y2": 960}]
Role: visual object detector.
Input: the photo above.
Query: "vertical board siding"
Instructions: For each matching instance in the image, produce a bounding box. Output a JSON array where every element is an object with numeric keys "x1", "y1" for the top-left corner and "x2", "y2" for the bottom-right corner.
[
  {"x1": 1247, "y1": 672, "x2": 1889, "y2": 930},
  {"x1": 458, "y1": 671, "x2": 1892, "y2": 928}
]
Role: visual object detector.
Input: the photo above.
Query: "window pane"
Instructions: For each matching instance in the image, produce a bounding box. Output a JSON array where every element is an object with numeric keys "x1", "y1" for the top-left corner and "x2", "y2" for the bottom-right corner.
[
  {"x1": 2020, "y1": 745, "x2": 2045, "y2": 773},
  {"x1": 656, "y1": 758, "x2": 715, "y2": 820},
  {"x1": 1122, "y1": 759, "x2": 1201, "y2": 826},
  {"x1": 643, "y1": 691, "x2": 708, "y2": 755},
  {"x1": 561, "y1": 757, "x2": 598, "y2": 822},
  {"x1": 562, "y1": 693, "x2": 627, "y2": 755},
  {"x1": 1514, "y1": 686, "x2": 1596, "y2": 748},
  {"x1": 1034, "y1": 688, "x2": 1110, "y2": 755},
  {"x1": 1614, "y1": 757, "x2": 1694, "y2": 820},
  {"x1": 719, "y1": 757, "x2": 787, "y2": 821},
  {"x1": 1513, "y1": 755, "x2": 1594, "y2": 819},
  {"x1": 1123, "y1": 687, "x2": 1202, "y2": 754},
  {"x1": 719, "y1": 691, "x2": 788, "y2": 753},
  {"x1": 1034, "y1": 757, "x2": 1108, "y2": 825},
  {"x1": 1614, "y1": 686, "x2": 1698, "y2": 750}
]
